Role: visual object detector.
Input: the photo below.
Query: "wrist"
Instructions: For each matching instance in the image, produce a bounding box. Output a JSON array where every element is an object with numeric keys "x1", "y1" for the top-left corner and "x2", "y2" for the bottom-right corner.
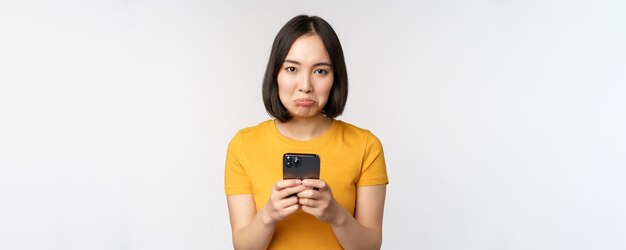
[
  {"x1": 329, "y1": 201, "x2": 347, "y2": 227},
  {"x1": 260, "y1": 204, "x2": 277, "y2": 227}
]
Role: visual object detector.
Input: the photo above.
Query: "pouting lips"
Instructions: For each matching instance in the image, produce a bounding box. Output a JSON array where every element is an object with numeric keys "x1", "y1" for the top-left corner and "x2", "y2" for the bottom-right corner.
[{"x1": 295, "y1": 99, "x2": 315, "y2": 107}]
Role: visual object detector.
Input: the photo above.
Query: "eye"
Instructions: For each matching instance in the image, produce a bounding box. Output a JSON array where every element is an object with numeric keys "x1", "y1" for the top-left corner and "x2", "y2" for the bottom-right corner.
[
  {"x1": 314, "y1": 69, "x2": 328, "y2": 75},
  {"x1": 285, "y1": 66, "x2": 297, "y2": 72}
]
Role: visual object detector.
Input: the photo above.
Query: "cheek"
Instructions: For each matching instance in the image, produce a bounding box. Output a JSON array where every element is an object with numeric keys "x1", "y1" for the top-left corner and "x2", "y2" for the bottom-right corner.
[
  {"x1": 319, "y1": 77, "x2": 334, "y2": 100},
  {"x1": 276, "y1": 74, "x2": 292, "y2": 95},
  {"x1": 276, "y1": 72, "x2": 286, "y2": 89}
]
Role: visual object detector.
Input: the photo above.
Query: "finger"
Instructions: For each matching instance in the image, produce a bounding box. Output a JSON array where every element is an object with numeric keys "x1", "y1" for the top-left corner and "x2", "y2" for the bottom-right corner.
[
  {"x1": 282, "y1": 203, "x2": 300, "y2": 215},
  {"x1": 298, "y1": 197, "x2": 318, "y2": 207},
  {"x1": 278, "y1": 185, "x2": 308, "y2": 199},
  {"x1": 302, "y1": 179, "x2": 328, "y2": 191},
  {"x1": 300, "y1": 205, "x2": 317, "y2": 216},
  {"x1": 277, "y1": 195, "x2": 299, "y2": 208},
  {"x1": 296, "y1": 189, "x2": 319, "y2": 199},
  {"x1": 275, "y1": 179, "x2": 302, "y2": 190}
]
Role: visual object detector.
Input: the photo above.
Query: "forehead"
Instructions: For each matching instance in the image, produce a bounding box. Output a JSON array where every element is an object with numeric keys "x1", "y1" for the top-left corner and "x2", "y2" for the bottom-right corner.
[{"x1": 284, "y1": 34, "x2": 331, "y2": 63}]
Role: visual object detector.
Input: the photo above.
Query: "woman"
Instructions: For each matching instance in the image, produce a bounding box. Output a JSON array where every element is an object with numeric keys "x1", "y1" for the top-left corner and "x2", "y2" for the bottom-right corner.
[{"x1": 225, "y1": 15, "x2": 388, "y2": 250}]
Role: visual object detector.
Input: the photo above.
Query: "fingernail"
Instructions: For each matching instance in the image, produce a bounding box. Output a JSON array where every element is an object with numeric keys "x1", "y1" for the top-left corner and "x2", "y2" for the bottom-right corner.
[{"x1": 295, "y1": 179, "x2": 302, "y2": 185}]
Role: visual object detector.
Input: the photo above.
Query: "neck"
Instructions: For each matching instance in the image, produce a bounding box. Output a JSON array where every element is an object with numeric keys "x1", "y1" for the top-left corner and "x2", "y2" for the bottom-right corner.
[{"x1": 275, "y1": 115, "x2": 333, "y2": 141}]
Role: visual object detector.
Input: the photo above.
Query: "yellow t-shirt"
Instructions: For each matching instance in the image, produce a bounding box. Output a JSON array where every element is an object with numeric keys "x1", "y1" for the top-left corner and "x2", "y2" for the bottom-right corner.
[{"x1": 224, "y1": 119, "x2": 388, "y2": 250}]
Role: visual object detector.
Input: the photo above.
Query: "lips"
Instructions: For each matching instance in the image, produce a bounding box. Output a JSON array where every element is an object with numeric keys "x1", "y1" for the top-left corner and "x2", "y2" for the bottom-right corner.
[{"x1": 295, "y1": 99, "x2": 315, "y2": 107}]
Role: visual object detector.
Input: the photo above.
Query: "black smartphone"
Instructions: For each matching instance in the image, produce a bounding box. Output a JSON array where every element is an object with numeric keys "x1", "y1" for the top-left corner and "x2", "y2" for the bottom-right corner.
[{"x1": 282, "y1": 153, "x2": 320, "y2": 180}]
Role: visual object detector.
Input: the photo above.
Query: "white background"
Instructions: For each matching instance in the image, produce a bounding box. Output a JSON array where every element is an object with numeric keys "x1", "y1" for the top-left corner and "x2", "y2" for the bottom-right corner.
[{"x1": 1, "y1": 0, "x2": 625, "y2": 249}]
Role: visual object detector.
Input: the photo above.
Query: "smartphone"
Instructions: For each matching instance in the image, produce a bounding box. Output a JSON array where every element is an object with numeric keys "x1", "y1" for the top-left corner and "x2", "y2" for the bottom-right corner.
[{"x1": 282, "y1": 153, "x2": 320, "y2": 180}]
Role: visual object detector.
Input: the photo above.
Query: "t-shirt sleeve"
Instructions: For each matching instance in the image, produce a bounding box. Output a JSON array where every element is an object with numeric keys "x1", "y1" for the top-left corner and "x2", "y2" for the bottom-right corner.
[
  {"x1": 224, "y1": 132, "x2": 253, "y2": 195},
  {"x1": 357, "y1": 131, "x2": 389, "y2": 186}
]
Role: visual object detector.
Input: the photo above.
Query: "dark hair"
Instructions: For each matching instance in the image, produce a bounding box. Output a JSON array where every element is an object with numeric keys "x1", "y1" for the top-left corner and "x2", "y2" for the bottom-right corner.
[{"x1": 262, "y1": 15, "x2": 348, "y2": 122}]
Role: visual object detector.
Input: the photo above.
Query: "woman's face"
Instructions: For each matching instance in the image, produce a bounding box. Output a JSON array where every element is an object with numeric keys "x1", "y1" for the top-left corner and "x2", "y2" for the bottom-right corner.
[{"x1": 277, "y1": 33, "x2": 334, "y2": 120}]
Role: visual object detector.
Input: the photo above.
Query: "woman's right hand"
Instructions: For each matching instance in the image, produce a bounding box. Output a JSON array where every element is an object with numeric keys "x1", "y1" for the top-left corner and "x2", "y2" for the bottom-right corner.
[{"x1": 261, "y1": 179, "x2": 306, "y2": 225}]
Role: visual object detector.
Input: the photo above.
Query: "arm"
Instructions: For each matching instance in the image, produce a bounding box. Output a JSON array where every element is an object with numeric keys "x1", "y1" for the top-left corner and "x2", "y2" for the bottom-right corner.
[
  {"x1": 331, "y1": 185, "x2": 386, "y2": 250},
  {"x1": 298, "y1": 180, "x2": 387, "y2": 250},
  {"x1": 226, "y1": 194, "x2": 274, "y2": 250},
  {"x1": 226, "y1": 180, "x2": 307, "y2": 250}
]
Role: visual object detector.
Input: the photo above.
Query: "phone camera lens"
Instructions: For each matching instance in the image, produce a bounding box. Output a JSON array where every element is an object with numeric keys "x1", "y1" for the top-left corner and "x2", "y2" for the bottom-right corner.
[
  {"x1": 286, "y1": 156, "x2": 293, "y2": 162},
  {"x1": 286, "y1": 162, "x2": 293, "y2": 168},
  {"x1": 293, "y1": 157, "x2": 300, "y2": 167}
]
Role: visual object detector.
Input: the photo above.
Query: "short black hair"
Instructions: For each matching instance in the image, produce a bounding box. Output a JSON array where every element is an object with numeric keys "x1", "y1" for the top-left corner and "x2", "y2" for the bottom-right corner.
[{"x1": 262, "y1": 15, "x2": 348, "y2": 122}]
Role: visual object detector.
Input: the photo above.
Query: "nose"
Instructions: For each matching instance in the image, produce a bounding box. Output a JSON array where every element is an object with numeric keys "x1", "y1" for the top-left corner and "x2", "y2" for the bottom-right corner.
[{"x1": 298, "y1": 74, "x2": 313, "y2": 93}]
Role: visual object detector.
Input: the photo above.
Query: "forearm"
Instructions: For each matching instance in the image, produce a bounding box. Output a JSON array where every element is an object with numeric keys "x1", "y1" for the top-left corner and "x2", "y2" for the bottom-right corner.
[
  {"x1": 232, "y1": 205, "x2": 276, "y2": 250},
  {"x1": 330, "y1": 207, "x2": 382, "y2": 250}
]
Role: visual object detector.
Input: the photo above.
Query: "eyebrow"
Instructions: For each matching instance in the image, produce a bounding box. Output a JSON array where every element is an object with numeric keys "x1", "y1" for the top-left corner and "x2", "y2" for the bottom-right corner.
[{"x1": 284, "y1": 59, "x2": 332, "y2": 67}]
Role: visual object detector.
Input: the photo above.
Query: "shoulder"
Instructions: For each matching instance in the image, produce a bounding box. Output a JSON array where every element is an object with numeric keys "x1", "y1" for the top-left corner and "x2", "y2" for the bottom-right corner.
[
  {"x1": 234, "y1": 120, "x2": 272, "y2": 136},
  {"x1": 334, "y1": 120, "x2": 383, "y2": 146},
  {"x1": 229, "y1": 120, "x2": 273, "y2": 145},
  {"x1": 335, "y1": 120, "x2": 379, "y2": 138}
]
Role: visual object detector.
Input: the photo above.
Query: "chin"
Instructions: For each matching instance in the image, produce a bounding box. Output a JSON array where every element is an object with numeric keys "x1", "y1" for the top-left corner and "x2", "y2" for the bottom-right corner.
[
  {"x1": 290, "y1": 110, "x2": 321, "y2": 119},
  {"x1": 291, "y1": 114, "x2": 316, "y2": 119}
]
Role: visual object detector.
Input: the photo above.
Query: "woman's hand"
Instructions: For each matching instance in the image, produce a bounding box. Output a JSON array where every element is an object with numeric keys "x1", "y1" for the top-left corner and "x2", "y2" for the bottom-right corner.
[
  {"x1": 297, "y1": 179, "x2": 341, "y2": 224},
  {"x1": 261, "y1": 179, "x2": 307, "y2": 225}
]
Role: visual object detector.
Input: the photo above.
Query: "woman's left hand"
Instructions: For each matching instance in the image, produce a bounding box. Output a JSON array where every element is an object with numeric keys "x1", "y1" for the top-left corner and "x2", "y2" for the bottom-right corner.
[{"x1": 297, "y1": 179, "x2": 340, "y2": 224}]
